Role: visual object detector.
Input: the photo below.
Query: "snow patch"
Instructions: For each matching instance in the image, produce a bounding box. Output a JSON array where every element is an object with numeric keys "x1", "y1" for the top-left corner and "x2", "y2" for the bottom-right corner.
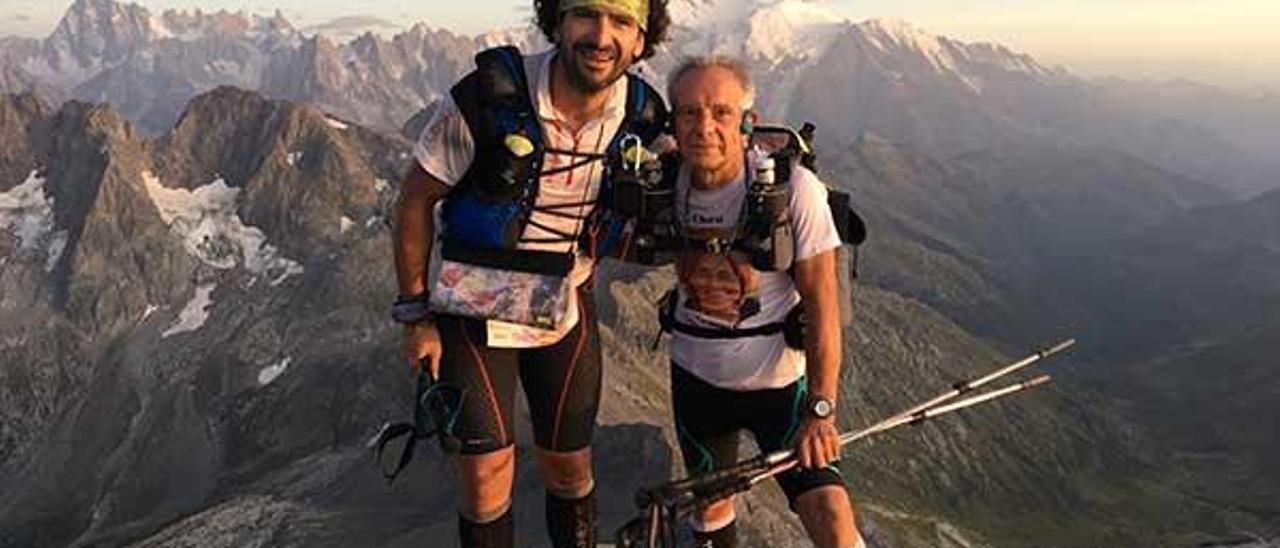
[
  {"x1": 672, "y1": 0, "x2": 767, "y2": 29},
  {"x1": 44, "y1": 232, "x2": 68, "y2": 272},
  {"x1": 147, "y1": 14, "x2": 173, "y2": 40},
  {"x1": 163, "y1": 284, "x2": 215, "y2": 338},
  {"x1": 861, "y1": 19, "x2": 953, "y2": 67},
  {"x1": 0, "y1": 169, "x2": 69, "y2": 270},
  {"x1": 142, "y1": 304, "x2": 159, "y2": 320},
  {"x1": 340, "y1": 216, "x2": 354, "y2": 234},
  {"x1": 143, "y1": 171, "x2": 304, "y2": 285},
  {"x1": 857, "y1": 19, "x2": 986, "y2": 92},
  {"x1": 0, "y1": 170, "x2": 54, "y2": 249},
  {"x1": 325, "y1": 117, "x2": 349, "y2": 130},
  {"x1": 373, "y1": 178, "x2": 390, "y2": 194},
  {"x1": 257, "y1": 357, "x2": 291, "y2": 385},
  {"x1": 286, "y1": 151, "x2": 302, "y2": 166},
  {"x1": 366, "y1": 423, "x2": 392, "y2": 449},
  {"x1": 744, "y1": 1, "x2": 845, "y2": 65}
]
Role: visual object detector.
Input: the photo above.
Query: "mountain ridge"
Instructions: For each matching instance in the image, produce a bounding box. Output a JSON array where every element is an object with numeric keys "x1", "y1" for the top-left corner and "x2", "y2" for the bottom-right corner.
[{"x1": 3, "y1": 0, "x2": 1276, "y2": 197}]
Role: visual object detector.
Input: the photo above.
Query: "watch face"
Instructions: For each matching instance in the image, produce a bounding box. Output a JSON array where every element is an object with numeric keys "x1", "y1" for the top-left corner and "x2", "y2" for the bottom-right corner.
[{"x1": 812, "y1": 398, "x2": 833, "y2": 418}]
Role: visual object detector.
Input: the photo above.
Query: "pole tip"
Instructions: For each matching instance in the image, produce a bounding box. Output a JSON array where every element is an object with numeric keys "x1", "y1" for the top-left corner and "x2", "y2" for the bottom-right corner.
[
  {"x1": 1027, "y1": 374, "x2": 1053, "y2": 388},
  {"x1": 1046, "y1": 338, "x2": 1077, "y2": 355}
]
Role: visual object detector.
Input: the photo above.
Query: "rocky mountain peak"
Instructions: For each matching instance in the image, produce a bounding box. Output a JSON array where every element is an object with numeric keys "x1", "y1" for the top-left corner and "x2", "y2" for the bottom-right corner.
[
  {"x1": 47, "y1": 98, "x2": 134, "y2": 151},
  {"x1": 0, "y1": 92, "x2": 53, "y2": 188},
  {"x1": 154, "y1": 7, "x2": 298, "y2": 45},
  {"x1": 162, "y1": 85, "x2": 287, "y2": 189},
  {"x1": 176, "y1": 84, "x2": 272, "y2": 123},
  {"x1": 157, "y1": 86, "x2": 406, "y2": 258},
  {"x1": 63, "y1": 0, "x2": 139, "y2": 25},
  {"x1": 40, "y1": 98, "x2": 135, "y2": 208},
  {"x1": 855, "y1": 18, "x2": 934, "y2": 46},
  {"x1": 46, "y1": 0, "x2": 157, "y2": 70},
  {"x1": 301, "y1": 15, "x2": 400, "y2": 45}
]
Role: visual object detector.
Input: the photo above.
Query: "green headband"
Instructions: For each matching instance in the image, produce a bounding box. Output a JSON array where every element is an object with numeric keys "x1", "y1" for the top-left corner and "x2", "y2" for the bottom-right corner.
[{"x1": 560, "y1": 0, "x2": 649, "y2": 30}]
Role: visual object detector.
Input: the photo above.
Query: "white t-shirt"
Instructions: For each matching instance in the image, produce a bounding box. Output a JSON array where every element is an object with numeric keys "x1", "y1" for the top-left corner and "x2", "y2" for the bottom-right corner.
[
  {"x1": 413, "y1": 48, "x2": 633, "y2": 348},
  {"x1": 668, "y1": 163, "x2": 843, "y2": 390}
]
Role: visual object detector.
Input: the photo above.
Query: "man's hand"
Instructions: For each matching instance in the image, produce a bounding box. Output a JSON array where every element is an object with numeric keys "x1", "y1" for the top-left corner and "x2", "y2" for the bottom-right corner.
[
  {"x1": 403, "y1": 322, "x2": 443, "y2": 379},
  {"x1": 794, "y1": 416, "x2": 841, "y2": 469}
]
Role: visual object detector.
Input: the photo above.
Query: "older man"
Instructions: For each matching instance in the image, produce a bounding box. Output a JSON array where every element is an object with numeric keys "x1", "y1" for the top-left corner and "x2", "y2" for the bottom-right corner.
[{"x1": 660, "y1": 55, "x2": 862, "y2": 548}]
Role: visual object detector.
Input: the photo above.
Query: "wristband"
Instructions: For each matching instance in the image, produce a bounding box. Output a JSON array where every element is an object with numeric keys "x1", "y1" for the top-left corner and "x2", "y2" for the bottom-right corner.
[{"x1": 391, "y1": 293, "x2": 434, "y2": 325}]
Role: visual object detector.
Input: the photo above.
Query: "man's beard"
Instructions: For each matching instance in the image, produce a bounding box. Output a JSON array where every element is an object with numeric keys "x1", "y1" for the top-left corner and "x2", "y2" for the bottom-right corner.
[{"x1": 564, "y1": 42, "x2": 629, "y2": 93}]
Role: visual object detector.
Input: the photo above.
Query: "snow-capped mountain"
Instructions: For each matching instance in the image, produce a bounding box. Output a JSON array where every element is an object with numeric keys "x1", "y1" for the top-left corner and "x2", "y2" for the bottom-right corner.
[
  {"x1": 670, "y1": 0, "x2": 848, "y2": 66},
  {"x1": 659, "y1": 1, "x2": 1275, "y2": 196},
  {"x1": 0, "y1": 0, "x2": 512, "y2": 133},
  {"x1": 3, "y1": 0, "x2": 1274, "y2": 195},
  {"x1": 25, "y1": 0, "x2": 298, "y2": 90}
]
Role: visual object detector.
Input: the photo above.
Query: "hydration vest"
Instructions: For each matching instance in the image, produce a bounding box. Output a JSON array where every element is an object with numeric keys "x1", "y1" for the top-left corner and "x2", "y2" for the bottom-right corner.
[
  {"x1": 440, "y1": 46, "x2": 668, "y2": 254},
  {"x1": 659, "y1": 124, "x2": 867, "y2": 345}
]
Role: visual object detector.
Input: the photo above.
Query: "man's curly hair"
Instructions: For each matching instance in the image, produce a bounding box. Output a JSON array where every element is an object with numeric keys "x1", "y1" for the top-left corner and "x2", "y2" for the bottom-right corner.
[{"x1": 533, "y1": 0, "x2": 671, "y2": 60}]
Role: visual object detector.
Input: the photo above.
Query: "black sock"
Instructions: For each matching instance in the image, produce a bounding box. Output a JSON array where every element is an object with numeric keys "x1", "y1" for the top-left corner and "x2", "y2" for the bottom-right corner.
[
  {"x1": 545, "y1": 487, "x2": 597, "y2": 548},
  {"x1": 458, "y1": 507, "x2": 513, "y2": 548},
  {"x1": 693, "y1": 520, "x2": 737, "y2": 548}
]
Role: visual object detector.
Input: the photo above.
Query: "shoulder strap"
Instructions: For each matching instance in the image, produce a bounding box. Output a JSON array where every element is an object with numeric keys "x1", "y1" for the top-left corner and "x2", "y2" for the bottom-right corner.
[
  {"x1": 451, "y1": 46, "x2": 535, "y2": 128},
  {"x1": 450, "y1": 46, "x2": 545, "y2": 201},
  {"x1": 608, "y1": 73, "x2": 669, "y2": 156}
]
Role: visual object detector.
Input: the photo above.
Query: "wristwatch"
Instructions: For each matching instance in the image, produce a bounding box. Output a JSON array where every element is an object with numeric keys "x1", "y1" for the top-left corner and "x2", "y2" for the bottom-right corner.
[{"x1": 808, "y1": 396, "x2": 835, "y2": 419}]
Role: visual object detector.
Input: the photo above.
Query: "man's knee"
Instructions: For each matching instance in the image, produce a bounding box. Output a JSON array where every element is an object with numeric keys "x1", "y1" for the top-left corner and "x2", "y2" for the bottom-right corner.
[
  {"x1": 794, "y1": 484, "x2": 853, "y2": 518},
  {"x1": 694, "y1": 496, "x2": 736, "y2": 532},
  {"x1": 794, "y1": 485, "x2": 859, "y2": 548},
  {"x1": 535, "y1": 446, "x2": 594, "y2": 498},
  {"x1": 459, "y1": 447, "x2": 516, "y2": 520}
]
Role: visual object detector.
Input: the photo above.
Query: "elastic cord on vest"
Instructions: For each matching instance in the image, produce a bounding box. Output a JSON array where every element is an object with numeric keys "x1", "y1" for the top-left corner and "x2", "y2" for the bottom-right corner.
[{"x1": 656, "y1": 290, "x2": 804, "y2": 348}]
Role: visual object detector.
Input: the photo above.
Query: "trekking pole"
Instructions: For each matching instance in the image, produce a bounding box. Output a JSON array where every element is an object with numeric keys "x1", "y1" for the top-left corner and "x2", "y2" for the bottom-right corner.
[
  {"x1": 642, "y1": 338, "x2": 1076, "y2": 498},
  {"x1": 618, "y1": 374, "x2": 1058, "y2": 547},
  {"x1": 885, "y1": 338, "x2": 1074, "y2": 423},
  {"x1": 617, "y1": 339, "x2": 1075, "y2": 547},
  {"x1": 750, "y1": 374, "x2": 1054, "y2": 485}
]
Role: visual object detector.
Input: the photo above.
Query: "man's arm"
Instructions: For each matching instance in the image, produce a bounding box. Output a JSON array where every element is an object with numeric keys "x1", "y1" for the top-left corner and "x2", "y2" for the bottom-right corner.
[
  {"x1": 393, "y1": 162, "x2": 452, "y2": 375},
  {"x1": 792, "y1": 247, "x2": 843, "y2": 468},
  {"x1": 394, "y1": 162, "x2": 451, "y2": 294}
]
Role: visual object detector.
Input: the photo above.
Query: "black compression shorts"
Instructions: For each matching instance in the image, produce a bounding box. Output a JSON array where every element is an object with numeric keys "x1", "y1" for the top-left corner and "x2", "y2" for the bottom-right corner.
[
  {"x1": 433, "y1": 284, "x2": 601, "y2": 455},
  {"x1": 671, "y1": 363, "x2": 844, "y2": 507}
]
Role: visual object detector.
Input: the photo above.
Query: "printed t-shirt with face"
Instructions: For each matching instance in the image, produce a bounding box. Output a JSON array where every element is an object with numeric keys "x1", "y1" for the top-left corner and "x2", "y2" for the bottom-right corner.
[
  {"x1": 670, "y1": 164, "x2": 843, "y2": 391},
  {"x1": 413, "y1": 48, "x2": 629, "y2": 348}
]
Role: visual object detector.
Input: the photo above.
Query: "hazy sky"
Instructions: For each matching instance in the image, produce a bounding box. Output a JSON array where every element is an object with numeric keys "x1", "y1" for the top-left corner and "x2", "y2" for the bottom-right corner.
[{"x1": 2, "y1": 0, "x2": 1277, "y2": 90}]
